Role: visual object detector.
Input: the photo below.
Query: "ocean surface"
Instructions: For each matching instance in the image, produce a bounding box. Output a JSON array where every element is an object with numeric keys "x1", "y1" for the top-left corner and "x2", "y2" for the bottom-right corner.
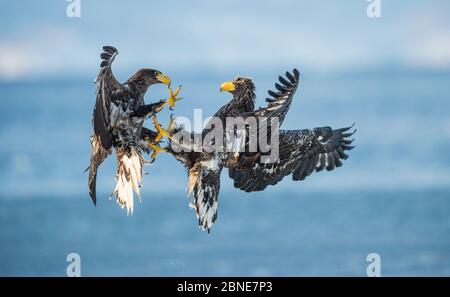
[{"x1": 1, "y1": 70, "x2": 450, "y2": 276}]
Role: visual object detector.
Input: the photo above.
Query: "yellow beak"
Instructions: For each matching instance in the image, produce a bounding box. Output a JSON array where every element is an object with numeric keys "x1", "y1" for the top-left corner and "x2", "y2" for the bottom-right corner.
[
  {"x1": 156, "y1": 73, "x2": 171, "y2": 86},
  {"x1": 220, "y1": 81, "x2": 236, "y2": 92}
]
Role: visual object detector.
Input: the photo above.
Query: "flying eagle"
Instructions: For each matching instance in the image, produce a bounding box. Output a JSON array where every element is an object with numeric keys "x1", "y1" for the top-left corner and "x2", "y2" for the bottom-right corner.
[
  {"x1": 87, "y1": 46, "x2": 173, "y2": 214},
  {"x1": 157, "y1": 69, "x2": 356, "y2": 232}
]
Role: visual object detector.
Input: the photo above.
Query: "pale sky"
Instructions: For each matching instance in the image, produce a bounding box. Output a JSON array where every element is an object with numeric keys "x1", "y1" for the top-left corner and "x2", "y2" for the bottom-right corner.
[{"x1": 0, "y1": 0, "x2": 450, "y2": 80}]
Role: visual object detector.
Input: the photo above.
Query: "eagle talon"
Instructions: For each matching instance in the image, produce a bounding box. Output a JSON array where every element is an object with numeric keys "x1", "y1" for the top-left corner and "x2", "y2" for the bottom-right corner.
[
  {"x1": 152, "y1": 115, "x2": 176, "y2": 142},
  {"x1": 165, "y1": 85, "x2": 183, "y2": 110},
  {"x1": 145, "y1": 137, "x2": 167, "y2": 161}
]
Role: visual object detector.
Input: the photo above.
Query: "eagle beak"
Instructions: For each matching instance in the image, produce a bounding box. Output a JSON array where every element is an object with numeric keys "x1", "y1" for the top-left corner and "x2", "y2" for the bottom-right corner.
[
  {"x1": 220, "y1": 81, "x2": 235, "y2": 93},
  {"x1": 156, "y1": 73, "x2": 171, "y2": 86}
]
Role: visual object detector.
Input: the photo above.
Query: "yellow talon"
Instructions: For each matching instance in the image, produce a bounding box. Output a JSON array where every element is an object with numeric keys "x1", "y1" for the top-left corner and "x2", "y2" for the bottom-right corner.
[
  {"x1": 153, "y1": 116, "x2": 168, "y2": 142},
  {"x1": 152, "y1": 115, "x2": 175, "y2": 142},
  {"x1": 146, "y1": 138, "x2": 166, "y2": 160},
  {"x1": 166, "y1": 85, "x2": 183, "y2": 110}
]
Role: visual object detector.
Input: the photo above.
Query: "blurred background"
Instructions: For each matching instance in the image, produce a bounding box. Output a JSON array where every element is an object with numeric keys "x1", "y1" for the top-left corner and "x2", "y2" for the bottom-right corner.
[{"x1": 1, "y1": 0, "x2": 450, "y2": 276}]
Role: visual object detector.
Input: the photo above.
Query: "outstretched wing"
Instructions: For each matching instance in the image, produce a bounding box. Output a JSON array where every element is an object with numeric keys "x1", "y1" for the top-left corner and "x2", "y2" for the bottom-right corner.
[
  {"x1": 228, "y1": 125, "x2": 356, "y2": 192},
  {"x1": 243, "y1": 68, "x2": 300, "y2": 125},
  {"x1": 236, "y1": 68, "x2": 300, "y2": 152},
  {"x1": 88, "y1": 46, "x2": 123, "y2": 204},
  {"x1": 93, "y1": 45, "x2": 122, "y2": 148}
]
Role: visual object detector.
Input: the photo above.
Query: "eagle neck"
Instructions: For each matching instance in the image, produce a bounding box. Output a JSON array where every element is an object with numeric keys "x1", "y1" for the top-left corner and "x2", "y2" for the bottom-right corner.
[
  {"x1": 125, "y1": 81, "x2": 148, "y2": 100},
  {"x1": 231, "y1": 89, "x2": 256, "y2": 112}
]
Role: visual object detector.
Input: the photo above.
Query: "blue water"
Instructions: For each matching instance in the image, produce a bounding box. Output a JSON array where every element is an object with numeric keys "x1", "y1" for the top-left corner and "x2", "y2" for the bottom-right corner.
[{"x1": 1, "y1": 70, "x2": 450, "y2": 276}]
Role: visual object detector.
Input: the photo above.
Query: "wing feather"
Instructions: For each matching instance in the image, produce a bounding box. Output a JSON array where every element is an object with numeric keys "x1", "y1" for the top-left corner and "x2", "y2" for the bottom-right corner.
[
  {"x1": 88, "y1": 46, "x2": 123, "y2": 204},
  {"x1": 242, "y1": 68, "x2": 300, "y2": 126},
  {"x1": 228, "y1": 125, "x2": 356, "y2": 192}
]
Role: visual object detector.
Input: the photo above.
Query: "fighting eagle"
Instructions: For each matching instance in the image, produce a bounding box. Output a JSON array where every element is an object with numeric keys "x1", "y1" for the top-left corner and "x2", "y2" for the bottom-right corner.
[
  {"x1": 156, "y1": 69, "x2": 356, "y2": 232},
  {"x1": 87, "y1": 46, "x2": 173, "y2": 214}
]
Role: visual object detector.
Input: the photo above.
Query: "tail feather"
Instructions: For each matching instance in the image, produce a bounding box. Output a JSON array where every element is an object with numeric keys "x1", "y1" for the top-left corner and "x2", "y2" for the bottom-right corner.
[{"x1": 113, "y1": 148, "x2": 144, "y2": 215}]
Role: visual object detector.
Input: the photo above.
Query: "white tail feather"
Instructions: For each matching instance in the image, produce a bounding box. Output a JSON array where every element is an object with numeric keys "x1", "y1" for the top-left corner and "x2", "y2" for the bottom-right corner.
[{"x1": 113, "y1": 148, "x2": 143, "y2": 215}]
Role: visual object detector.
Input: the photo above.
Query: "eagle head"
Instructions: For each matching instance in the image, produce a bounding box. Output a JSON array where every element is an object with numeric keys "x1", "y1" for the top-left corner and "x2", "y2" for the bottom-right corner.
[
  {"x1": 128, "y1": 68, "x2": 171, "y2": 88},
  {"x1": 220, "y1": 77, "x2": 255, "y2": 97}
]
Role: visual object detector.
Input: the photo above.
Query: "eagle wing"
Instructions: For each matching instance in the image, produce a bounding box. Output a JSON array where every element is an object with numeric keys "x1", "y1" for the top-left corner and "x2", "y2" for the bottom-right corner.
[
  {"x1": 234, "y1": 68, "x2": 300, "y2": 151},
  {"x1": 88, "y1": 46, "x2": 124, "y2": 204},
  {"x1": 242, "y1": 68, "x2": 300, "y2": 125},
  {"x1": 228, "y1": 125, "x2": 356, "y2": 192}
]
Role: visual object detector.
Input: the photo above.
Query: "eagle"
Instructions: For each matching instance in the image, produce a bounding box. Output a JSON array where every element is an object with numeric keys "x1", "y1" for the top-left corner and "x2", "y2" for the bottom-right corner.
[
  {"x1": 87, "y1": 46, "x2": 174, "y2": 214},
  {"x1": 155, "y1": 69, "x2": 356, "y2": 232}
]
